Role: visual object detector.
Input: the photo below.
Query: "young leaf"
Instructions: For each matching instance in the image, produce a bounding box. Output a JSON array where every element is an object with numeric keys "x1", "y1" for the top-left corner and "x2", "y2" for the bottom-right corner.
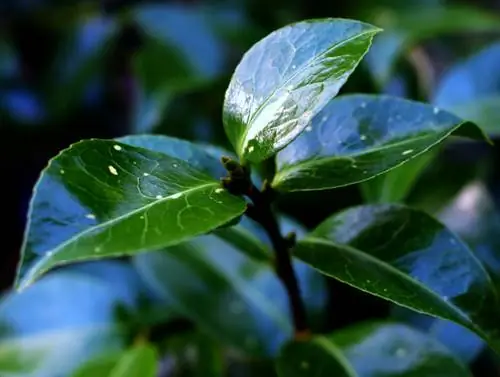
[
  {"x1": 278, "y1": 322, "x2": 471, "y2": 377},
  {"x1": 223, "y1": 19, "x2": 381, "y2": 163},
  {"x1": 133, "y1": 236, "x2": 293, "y2": 357},
  {"x1": 71, "y1": 353, "x2": 120, "y2": 377},
  {"x1": 109, "y1": 344, "x2": 158, "y2": 377},
  {"x1": 273, "y1": 94, "x2": 486, "y2": 192},
  {"x1": 0, "y1": 272, "x2": 126, "y2": 377},
  {"x1": 16, "y1": 139, "x2": 246, "y2": 290},
  {"x1": 292, "y1": 204, "x2": 500, "y2": 353}
]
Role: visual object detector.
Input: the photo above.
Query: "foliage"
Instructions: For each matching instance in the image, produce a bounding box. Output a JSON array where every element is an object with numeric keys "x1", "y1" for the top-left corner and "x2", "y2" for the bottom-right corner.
[{"x1": 3, "y1": 1, "x2": 500, "y2": 376}]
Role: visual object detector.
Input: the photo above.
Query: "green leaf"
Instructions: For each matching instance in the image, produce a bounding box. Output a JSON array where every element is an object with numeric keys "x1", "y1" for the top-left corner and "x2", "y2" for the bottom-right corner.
[
  {"x1": 360, "y1": 148, "x2": 438, "y2": 203},
  {"x1": 16, "y1": 139, "x2": 246, "y2": 290},
  {"x1": 223, "y1": 19, "x2": 381, "y2": 163},
  {"x1": 133, "y1": 236, "x2": 293, "y2": 357},
  {"x1": 444, "y1": 97, "x2": 500, "y2": 136},
  {"x1": 273, "y1": 94, "x2": 486, "y2": 192},
  {"x1": 365, "y1": 6, "x2": 500, "y2": 86},
  {"x1": 293, "y1": 204, "x2": 500, "y2": 353},
  {"x1": 0, "y1": 272, "x2": 126, "y2": 377},
  {"x1": 71, "y1": 353, "x2": 120, "y2": 377},
  {"x1": 277, "y1": 322, "x2": 472, "y2": 377},
  {"x1": 109, "y1": 344, "x2": 158, "y2": 377}
]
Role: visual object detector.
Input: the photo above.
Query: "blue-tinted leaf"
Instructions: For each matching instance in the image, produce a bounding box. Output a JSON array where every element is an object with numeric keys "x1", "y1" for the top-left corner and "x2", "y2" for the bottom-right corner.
[
  {"x1": 223, "y1": 19, "x2": 381, "y2": 163},
  {"x1": 365, "y1": 7, "x2": 500, "y2": 86},
  {"x1": 434, "y1": 43, "x2": 500, "y2": 135},
  {"x1": 273, "y1": 94, "x2": 485, "y2": 192},
  {"x1": 0, "y1": 40, "x2": 19, "y2": 79},
  {"x1": 0, "y1": 272, "x2": 126, "y2": 377},
  {"x1": 293, "y1": 204, "x2": 500, "y2": 353},
  {"x1": 1, "y1": 89, "x2": 46, "y2": 125}
]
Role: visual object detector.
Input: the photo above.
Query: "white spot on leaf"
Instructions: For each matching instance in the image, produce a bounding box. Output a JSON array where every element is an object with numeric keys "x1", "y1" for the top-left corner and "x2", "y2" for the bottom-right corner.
[
  {"x1": 395, "y1": 348, "x2": 407, "y2": 357},
  {"x1": 401, "y1": 149, "x2": 414, "y2": 156},
  {"x1": 143, "y1": 172, "x2": 149, "y2": 177},
  {"x1": 360, "y1": 102, "x2": 367, "y2": 108},
  {"x1": 215, "y1": 188, "x2": 225, "y2": 194},
  {"x1": 170, "y1": 192, "x2": 182, "y2": 199},
  {"x1": 360, "y1": 134, "x2": 367, "y2": 141},
  {"x1": 305, "y1": 126, "x2": 313, "y2": 132},
  {"x1": 433, "y1": 107, "x2": 440, "y2": 115},
  {"x1": 108, "y1": 165, "x2": 118, "y2": 175},
  {"x1": 155, "y1": 195, "x2": 163, "y2": 199},
  {"x1": 248, "y1": 145, "x2": 255, "y2": 153},
  {"x1": 60, "y1": 169, "x2": 65, "y2": 175},
  {"x1": 113, "y1": 144, "x2": 122, "y2": 151},
  {"x1": 85, "y1": 213, "x2": 96, "y2": 220},
  {"x1": 172, "y1": 163, "x2": 179, "y2": 168},
  {"x1": 94, "y1": 246, "x2": 101, "y2": 253}
]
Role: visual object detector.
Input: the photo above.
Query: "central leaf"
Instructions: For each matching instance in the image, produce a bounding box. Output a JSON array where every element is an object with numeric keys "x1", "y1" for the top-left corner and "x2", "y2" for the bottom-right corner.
[
  {"x1": 223, "y1": 19, "x2": 381, "y2": 163},
  {"x1": 16, "y1": 139, "x2": 246, "y2": 290}
]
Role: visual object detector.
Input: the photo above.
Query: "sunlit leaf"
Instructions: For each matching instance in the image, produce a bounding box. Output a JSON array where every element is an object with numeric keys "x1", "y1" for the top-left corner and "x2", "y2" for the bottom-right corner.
[
  {"x1": 293, "y1": 204, "x2": 500, "y2": 353},
  {"x1": 273, "y1": 94, "x2": 485, "y2": 192},
  {"x1": 223, "y1": 19, "x2": 381, "y2": 163},
  {"x1": 109, "y1": 344, "x2": 158, "y2": 377},
  {"x1": 16, "y1": 139, "x2": 246, "y2": 290}
]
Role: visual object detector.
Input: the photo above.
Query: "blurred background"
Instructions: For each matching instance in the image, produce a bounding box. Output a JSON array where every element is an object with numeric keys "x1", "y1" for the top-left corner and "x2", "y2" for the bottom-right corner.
[{"x1": 2, "y1": 0, "x2": 500, "y2": 376}]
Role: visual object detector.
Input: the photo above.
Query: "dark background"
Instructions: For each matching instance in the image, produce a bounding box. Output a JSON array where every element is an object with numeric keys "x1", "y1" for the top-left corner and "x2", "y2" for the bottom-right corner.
[{"x1": 2, "y1": 0, "x2": 500, "y2": 374}]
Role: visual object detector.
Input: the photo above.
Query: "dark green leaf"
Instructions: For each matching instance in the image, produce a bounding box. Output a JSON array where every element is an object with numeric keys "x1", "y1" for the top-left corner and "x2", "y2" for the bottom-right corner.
[
  {"x1": 293, "y1": 204, "x2": 500, "y2": 353},
  {"x1": 365, "y1": 7, "x2": 500, "y2": 86},
  {"x1": 276, "y1": 337, "x2": 355, "y2": 377},
  {"x1": 109, "y1": 344, "x2": 158, "y2": 377},
  {"x1": 0, "y1": 272, "x2": 126, "y2": 377},
  {"x1": 16, "y1": 139, "x2": 246, "y2": 290},
  {"x1": 133, "y1": 236, "x2": 292, "y2": 357},
  {"x1": 223, "y1": 19, "x2": 381, "y2": 163},
  {"x1": 273, "y1": 94, "x2": 486, "y2": 192},
  {"x1": 360, "y1": 149, "x2": 438, "y2": 203},
  {"x1": 332, "y1": 322, "x2": 472, "y2": 376}
]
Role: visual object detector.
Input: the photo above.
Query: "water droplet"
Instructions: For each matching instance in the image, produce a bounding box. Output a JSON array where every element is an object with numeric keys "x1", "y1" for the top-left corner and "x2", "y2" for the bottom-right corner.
[
  {"x1": 433, "y1": 107, "x2": 439, "y2": 115},
  {"x1": 443, "y1": 295, "x2": 449, "y2": 301},
  {"x1": 113, "y1": 144, "x2": 122, "y2": 151},
  {"x1": 360, "y1": 134, "x2": 367, "y2": 141},
  {"x1": 352, "y1": 163, "x2": 358, "y2": 168},
  {"x1": 305, "y1": 126, "x2": 313, "y2": 132},
  {"x1": 108, "y1": 165, "x2": 118, "y2": 175},
  {"x1": 363, "y1": 170, "x2": 368, "y2": 174},
  {"x1": 395, "y1": 348, "x2": 407, "y2": 357},
  {"x1": 360, "y1": 102, "x2": 367, "y2": 108},
  {"x1": 94, "y1": 246, "x2": 102, "y2": 253},
  {"x1": 401, "y1": 149, "x2": 414, "y2": 156},
  {"x1": 366, "y1": 279, "x2": 371, "y2": 283},
  {"x1": 155, "y1": 195, "x2": 163, "y2": 199},
  {"x1": 321, "y1": 116, "x2": 328, "y2": 122},
  {"x1": 450, "y1": 238, "x2": 457, "y2": 245},
  {"x1": 291, "y1": 64, "x2": 296, "y2": 69},
  {"x1": 60, "y1": 169, "x2": 65, "y2": 175},
  {"x1": 171, "y1": 192, "x2": 182, "y2": 199},
  {"x1": 172, "y1": 163, "x2": 179, "y2": 168},
  {"x1": 301, "y1": 361, "x2": 309, "y2": 369},
  {"x1": 248, "y1": 145, "x2": 255, "y2": 153},
  {"x1": 143, "y1": 172, "x2": 149, "y2": 177},
  {"x1": 215, "y1": 188, "x2": 224, "y2": 194},
  {"x1": 140, "y1": 215, "x2": 144, "y2": 220},
  {"x1": 85, "y1": 213, "x2": 96, "y2": 220}
]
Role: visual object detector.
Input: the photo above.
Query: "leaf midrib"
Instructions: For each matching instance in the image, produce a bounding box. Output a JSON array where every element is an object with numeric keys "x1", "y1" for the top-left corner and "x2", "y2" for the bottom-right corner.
[
  {"x1": 238, "y1": 27, "x2": 379, "y2": 155},
  {"x1": 312, "y1": 336, "x2": 358, "y2": 377},
  {"x1": 29, "y1": 182, "x2": 218, "y2": 270},
  {"x1": 273, "y1": 126, "x2": 458, "y2": 186},
  {"x1": 297, "y1": 237, "x2": 485, "y2": 337}
]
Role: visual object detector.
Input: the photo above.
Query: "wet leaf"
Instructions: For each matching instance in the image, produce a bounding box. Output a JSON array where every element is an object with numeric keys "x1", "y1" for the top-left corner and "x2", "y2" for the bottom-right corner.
[
  {"x1": 223, "y1": 19, "x2": 380, "y2": 163},
  {"x1": 16, "y1": 139, "x2": 246, "y2": 290},
  {"x1": 273, "y1": 94, "x2": 486, "y2": 192},
  {"x1": 293, "y1": 204, "x2": 500, "y2": 353}
]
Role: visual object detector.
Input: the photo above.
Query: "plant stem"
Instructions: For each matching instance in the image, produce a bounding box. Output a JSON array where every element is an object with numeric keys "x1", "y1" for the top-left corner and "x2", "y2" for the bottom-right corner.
[{"x1": 245, "y1": 183, "x2": 310, "y2": 339}]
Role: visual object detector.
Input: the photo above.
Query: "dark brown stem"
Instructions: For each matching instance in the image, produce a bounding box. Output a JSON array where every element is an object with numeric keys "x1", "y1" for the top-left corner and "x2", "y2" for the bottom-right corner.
[{"x1": 245, "y1": 183, "x2": 310, "y2": 339}]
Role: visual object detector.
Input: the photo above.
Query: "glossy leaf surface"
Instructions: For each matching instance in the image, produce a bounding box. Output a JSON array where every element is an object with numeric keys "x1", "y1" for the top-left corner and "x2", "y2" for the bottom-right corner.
[
  {"x1": 223, "y1": 19, "x2": 380, "y2": 162},
  {"x1": 332, "y1": 322, "x2": 472, "y2": 376},
  {"x1": 273, "y1": 94, "x2": 485, "y2": 192},
  {"x1": 109, "y1": 344, "x2": 158, "y2": 377},
  {"x1": 0, "y1": 272, "x2": 126, "y2": 377},
  {"x1": 16, "y1": 139, "x2": 246, "y2": 290},
  {"x1": 293, "y1": 204, "x2": 500, "y2": 352}
]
